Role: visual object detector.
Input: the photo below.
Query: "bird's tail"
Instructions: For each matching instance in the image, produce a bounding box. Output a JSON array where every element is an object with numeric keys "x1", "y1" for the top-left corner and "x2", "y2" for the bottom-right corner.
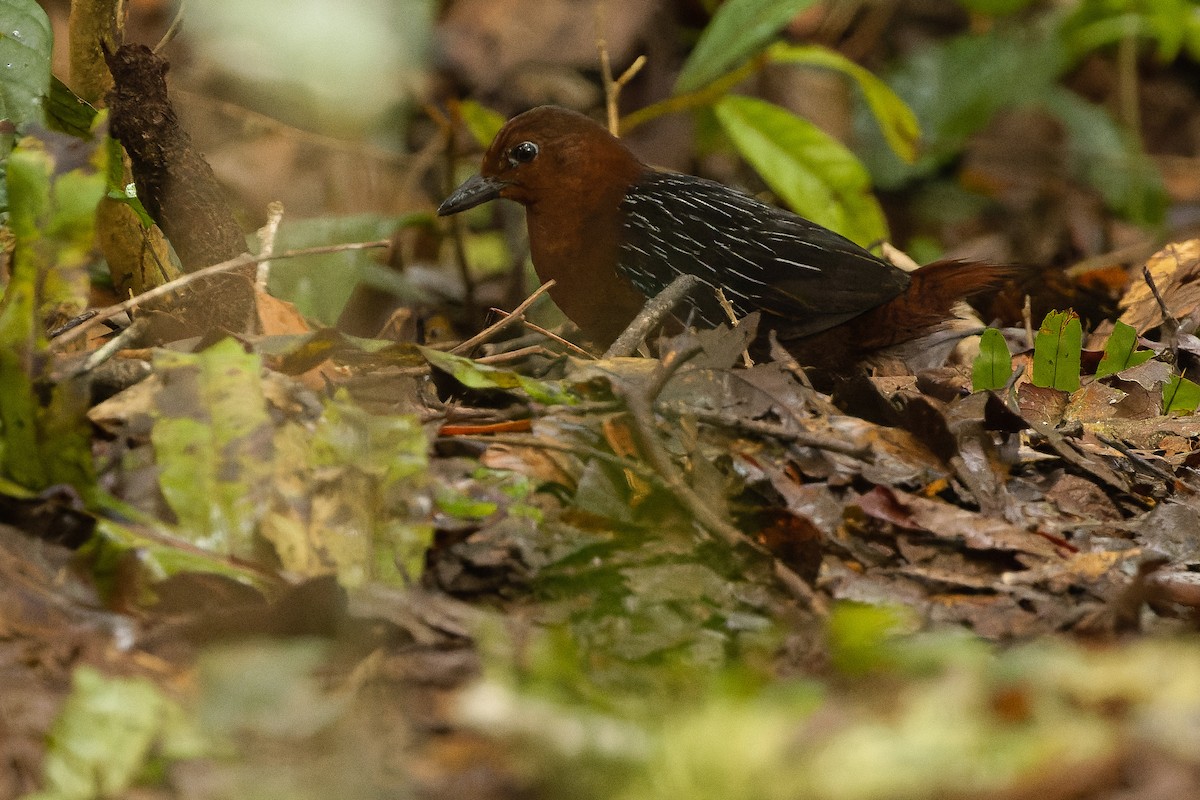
[{"x1": 854, "y1": 260, "x2": 1015, "y2": 350}]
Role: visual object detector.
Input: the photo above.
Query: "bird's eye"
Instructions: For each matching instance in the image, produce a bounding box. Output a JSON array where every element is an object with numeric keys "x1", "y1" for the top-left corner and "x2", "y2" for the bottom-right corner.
[{"x1": 509, "y1": 141, "x2": 539, "y2": 164}]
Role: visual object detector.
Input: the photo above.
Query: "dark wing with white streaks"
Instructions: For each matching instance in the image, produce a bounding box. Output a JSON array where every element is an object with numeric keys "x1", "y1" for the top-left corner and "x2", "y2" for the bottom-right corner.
[{"x1": 617, "y1": 171, "x2": 911, "y2": 338}]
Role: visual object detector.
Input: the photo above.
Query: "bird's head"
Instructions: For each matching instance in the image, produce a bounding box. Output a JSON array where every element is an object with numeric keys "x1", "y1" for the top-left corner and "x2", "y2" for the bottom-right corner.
[{"x1": 437, "y1": 106, "x2": 643, "y2": 216}]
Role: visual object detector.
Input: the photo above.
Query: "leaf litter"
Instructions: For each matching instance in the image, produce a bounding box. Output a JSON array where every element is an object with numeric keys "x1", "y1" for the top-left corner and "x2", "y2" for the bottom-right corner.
[{"x1": 11, "y1": 165, "x2": 1200, "y2": 800}]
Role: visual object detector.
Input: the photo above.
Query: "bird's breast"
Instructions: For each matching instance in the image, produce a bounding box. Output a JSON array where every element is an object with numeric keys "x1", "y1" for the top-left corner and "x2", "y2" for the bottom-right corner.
[{"x1": 525, "y1": 205, "x2": 649, "y2": 348}]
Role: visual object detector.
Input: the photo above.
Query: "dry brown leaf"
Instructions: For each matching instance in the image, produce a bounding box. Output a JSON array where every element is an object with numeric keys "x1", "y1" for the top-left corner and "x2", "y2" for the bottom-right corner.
[
  {"x1": 256, "y1": 290, "x2": 313, "y2": 336},
  {"x1": 856, "y1": 486, "x2": 1063, "y2": 559},
  {"x1": 1119, "y1": 239, "x2": 1200, "y2": 332}
]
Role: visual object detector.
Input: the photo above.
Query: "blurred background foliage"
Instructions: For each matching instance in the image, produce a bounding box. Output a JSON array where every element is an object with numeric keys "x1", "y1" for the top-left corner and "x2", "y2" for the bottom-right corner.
[
  {"x1": 3, "y1": 3, "x2": 1200, "y2": 798},
  {"x1": 8, "y1": 0, "x2": 1197, "y2": 335}
]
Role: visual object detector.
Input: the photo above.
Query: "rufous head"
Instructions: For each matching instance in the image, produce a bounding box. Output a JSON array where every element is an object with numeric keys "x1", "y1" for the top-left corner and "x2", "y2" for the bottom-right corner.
[{"x1": 437, "y1": 106, "x2": 642, "y2": 215}]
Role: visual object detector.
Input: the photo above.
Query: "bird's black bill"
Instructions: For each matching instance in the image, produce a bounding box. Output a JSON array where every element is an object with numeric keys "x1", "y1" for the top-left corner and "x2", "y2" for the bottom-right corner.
[{"x1": 437, "y1": 174, "x2": 505, "y2": 216}]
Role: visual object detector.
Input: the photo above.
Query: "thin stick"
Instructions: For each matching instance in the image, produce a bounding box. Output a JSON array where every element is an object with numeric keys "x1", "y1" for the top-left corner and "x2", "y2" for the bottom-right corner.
[
  {"x1": 714, "y1": 287, "x2": 753, "y2": 367},
  {"x1": 618, "y1": 58, "x2": 647, "y2": 90},
  {"x1": 255, "y1": 200, "x2": 285, "y2": 291},
  {"x1": 475, "y1": 345, "x2": 554, "y2": 365},
  {"x1": 154, "y1": 0, "x2": 186, "y2": 53},
  {"x1": 50, "y1": 240, "x2": 390, "y2": 348},
  {"x1": 1142, "y1": 264, "x2": 1178, "y2": 339},
  {"x1": 614, "y1": 340, "x2": 760, "y2": 552},
  {"x1": 654, "y1": 402, "x2": 869, "y2": 457},
  {"x1": 1116, "y1": 32, "x2": 1143, "y2": 150},
  {"x1": 595, "y1": 1, "x2": 619, "y2": 136},
  {"x1": 68, "y1": 318, "x2": 148, "y2": 377},
  {"x1": 519, "y1": 318, "x2": 594, "y2": 358},
  {"x1": 620, "y1": 56, "x2": 761, "y2": 135},
  {"x1": 442, "y1": 432, "x2": 667, "y2": 483},
  {"x1": 433, "y1": 104, "x2": 478, "y2": 321},
  {"x1": 605, "y1": 272, "x2": 699, "y2": 358},
  {"x1": 1022, "y1": 294, "x2": 1035, "y2": 350},
  {"x1": 595, "y1": 2, "x2": 646, "y2": 137},
  {"x1": 774, "y1": 560, "x2": 829, "y2": 615},
  {"x1": 643, "y1": 340, "x2": 702, "y2": 401},
  {"x1": 449, "y1": 280, "x2": 556, "y2": 354}
]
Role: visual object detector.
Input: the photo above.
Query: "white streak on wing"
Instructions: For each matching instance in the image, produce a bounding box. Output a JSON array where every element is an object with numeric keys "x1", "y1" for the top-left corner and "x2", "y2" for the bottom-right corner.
[{"x1": 773, "y1": 257, "x2": 821, "y2": 273}]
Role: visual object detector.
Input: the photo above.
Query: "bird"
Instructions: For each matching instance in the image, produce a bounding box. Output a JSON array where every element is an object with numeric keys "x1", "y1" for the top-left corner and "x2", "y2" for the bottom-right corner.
[{"x1": 437, "y1": 105, "x2": 1008, "y2": 374}]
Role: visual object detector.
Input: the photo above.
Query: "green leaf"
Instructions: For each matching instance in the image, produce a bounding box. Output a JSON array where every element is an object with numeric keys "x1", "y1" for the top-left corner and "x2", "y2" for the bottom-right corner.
[
  {"x1": 436, "y1": 488, "x2": 499, "y2": 520},
  {"x1": 971, "y1": 328, "x2": 1012, "y2": 391},
  {"x1": 827, "y1": 601, "x2": 919, "y2": 676},
  {"x1": 295, "y1": 393, "x2": 432, "y2": 585},
  {"x1": 35, "y1": 667, "x2": 202, "y2": 800},
  {"x1": 84, "y1": 515, "x2": 277, "y2": 593},
  {"x1": 0, "y1": 142, "x2": 99, "y2": 491},
  {"x1": 675, "y1": 0, "x2": 819, "y2": 94},
  {"x1": 420, "y1": 347, "x2": 576, "y2": 405},
  {"x1": 458, "y1": 99, "x2": 506, "y2": 148},
  {"x1": 107, "y1": 182, "x2": 155, "y2": 228},
  {"x1": 713, "y1": 94, "x2": 888, "y2": 246},
  {"x1": 1186, "y1": 8, "x2": 1200, "y2": 61},
  {"x1": 45, "y1": 76, "x2": 98, "y2": 138},
  {"x1": 1163, "y1": 374, "x2": 1200, "y2": 414},
  {"x1": 767, "y1": 43, "x2": 920, "y2": 163},
  {"x1": 310, "y1": 393, "x2": 428, "y2": 484},
  {"x1": 1031, "y1": 310, "x2": 1082, "y2": 392},
  {"x1": 0, "y1": 0, "x2": 52, "y2": 128},
  {"x1": 150, "y1": 340, "x2": 275, "y2": 558},
  {"x1": 266, "y1": 213, "x2": 421, "y2": 324},
  {"x1": 1095, "y1": 320, "x2": 1155, "y2": 378},
  {"x1": 1043, "y1": 87, "x2": 1166, "y2": 226},
  {"x1": 1058, "y1": 0, "x2": 1194, "y2": 64},
  {"x1": 855, "y1": 28, "x2": 1062, "y2": 188}
]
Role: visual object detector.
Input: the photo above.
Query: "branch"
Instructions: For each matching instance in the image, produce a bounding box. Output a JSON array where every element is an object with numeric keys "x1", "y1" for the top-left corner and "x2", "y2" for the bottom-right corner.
[
  {"x1": 619, "y1": 55, "x2": 764, "y2": 135},
  {"x1": 604, "y1": 272, "x2": 700, "y2": 358},
  {"x1": 449, "y1": 280, "x2": 557, "y2": 355},
  {"x1": 50, "y1": 240, "x2": 390, "y2": 348}
]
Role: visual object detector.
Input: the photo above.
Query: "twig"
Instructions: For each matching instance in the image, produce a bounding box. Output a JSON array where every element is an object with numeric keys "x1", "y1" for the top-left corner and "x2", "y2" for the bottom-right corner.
[
  {"x1": 449, "y1": 280, "x2": 556, "y2": 355},
  {"x1": 475, "y1": 345, "x2": 555, "y2": 365},
  {"x1": 654, "y1": 403, "x2": 869, "y2": 457},
  {"x1": 620, "y1": 56, "x2": 762, "y2": 135},
  {"x1": 766, "y1": 331, "x2": 811, "y2": 388},
  {"x1": 766, "y1": 330, "x2": 837, "y2": 408},
  {"x1": 1022, "y1": 294, "x2": 1034, "y2": 350},
  {"x1": 50, "y1": 240, "x2": 390, "y2": 348},
  {"x1": 154, "y1": 0, "x2": 186, "y2": 53},
  {"x1": 714, "y1": 287, "x2": 753, "y2": 367},
  {"x1": 1095, "y1": 433, "x2": 1193, "y2": 492},
  {"x1": 174, "y1": 87, "x2": 409, "y2": 167},
  {"x1": 440, "y1": 432, "x2": 667, "y2": 484},
  {"x1": 518, "y1": 318, "x2": 595, "y2": 358},
  {"x1": 604, "y1": 272, "x2": 700, "y2": 358},
  {"x1": 48, "y1": 310, "x2": 98, "y2": 339},
  {"x1": 619, "y1": 356, "x2": 825, "y2": 611},
  {"x1": 644, "y1": 340, "x2": 703, "y2": 401},
  {"x1": 255, "y1": 200, "x2": 285, "y2": 291},
  {"x1": 594, "y1": 2, "x2": 647, "y2": 137},
  {"x1": 614, "y1": 343, "x2": 760, "y2": 552},
  {"x1": 1142, "y1": 264, "x2": 1180, "y2": 341},
  {"x1": 1116, "y1": 31, "x2": 1143, "y2": 150},
  {"x1": 433, "y1": 104, "x2": 478, "y2": 321},
  {"x1": 596, "y1": 2, "x2": 618, "y2": 136},
  {"x1": 774, "y1": 560, "x2": 829, "y2": 615},
  {"x1": 68, "y1": 318, "x2": 149, "y2": 377}
]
